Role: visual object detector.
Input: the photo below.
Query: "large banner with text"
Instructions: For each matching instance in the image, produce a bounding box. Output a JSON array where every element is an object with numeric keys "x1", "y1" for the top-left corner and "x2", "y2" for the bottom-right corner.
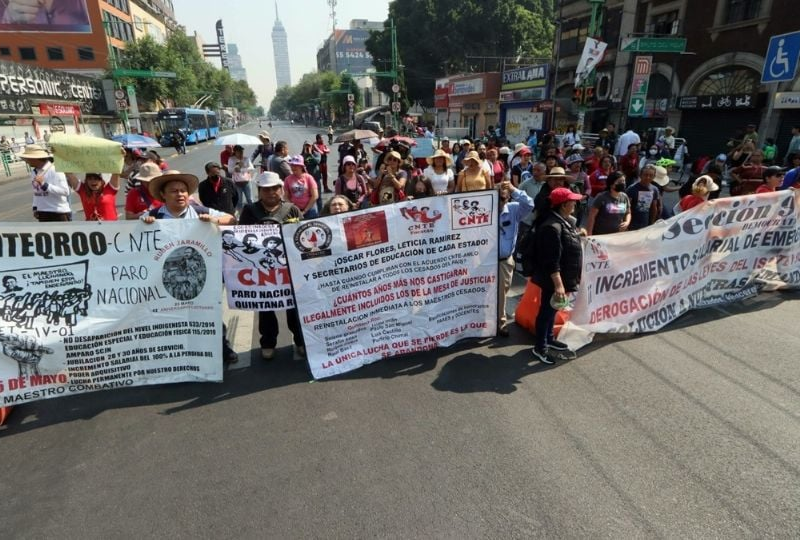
[
  {"x1": 284, "y1": 193, "x2": 499, "y2": 379},
  {"x1": 0, "y1": 221, "x2": 223, "y2": 405},
  {"x1": 221, "y1": 224, "x2": 294, "y2": 311},
  {"x1": 560, "y1": 190, "x2": 800, "y2": 349}
]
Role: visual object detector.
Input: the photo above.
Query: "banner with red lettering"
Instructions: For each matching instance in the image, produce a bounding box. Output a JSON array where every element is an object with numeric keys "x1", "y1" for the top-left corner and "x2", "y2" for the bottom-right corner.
[
  {"x1": 560, "y1": 190, "x2": 800, "y2": 349},
  {"x1": 283, "y1": 193, "x2": 499, "y2": 379},
  {"x1": 0, "y1": 220, "x2": 223, "y2": 406},
  {"x1": 221, "y1": 225, "x2": 294, "y2": 311}
]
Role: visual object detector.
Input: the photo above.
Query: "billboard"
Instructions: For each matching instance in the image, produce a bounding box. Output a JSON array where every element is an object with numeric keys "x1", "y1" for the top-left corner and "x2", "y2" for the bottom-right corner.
[
  {"x1": 0, "y1": 0, "x2": 91, "y2": 33},
  {"x1": 334, "y1": 29, "x2": 374, "y2": 74}
]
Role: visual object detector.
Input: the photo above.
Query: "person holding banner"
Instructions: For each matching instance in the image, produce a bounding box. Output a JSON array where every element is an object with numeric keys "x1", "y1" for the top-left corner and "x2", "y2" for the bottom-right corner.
[
  {"x1": 625, "y1": 164, "x2": 662, "y2": 231},
  {"x1": 322, "y1": 195, "x2": 355, "y2": 215},
  {"x1": 20, "y1": 145, "x2": 72, "y2": 222},
  {"x1": 756, "y1": 166, "x2": 786, "y2": 194},
  {"x1": 238, "y1": 172, "x2": 305, "y2": 361},
  {"x1": 66, "y1": 172, "x2": 121, "y2": 221},
  {"x1": 585, "y1": 171, "x2": 631, "y2": 235},
  {"x1": 141, "y1": 171, "x2": 236, "y2": 224},
  {"x1": 530, "y1": 187, "x2": 584, "y2": 365},
  {"x1": 498, "y1": 180, "x2": 534, "y2": 337}
]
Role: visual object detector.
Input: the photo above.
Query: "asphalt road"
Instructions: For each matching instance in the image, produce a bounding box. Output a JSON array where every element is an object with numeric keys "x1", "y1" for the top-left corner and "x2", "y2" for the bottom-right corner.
[{"x1": 0, "y1": 123, "x2": 798, "y2": 538}]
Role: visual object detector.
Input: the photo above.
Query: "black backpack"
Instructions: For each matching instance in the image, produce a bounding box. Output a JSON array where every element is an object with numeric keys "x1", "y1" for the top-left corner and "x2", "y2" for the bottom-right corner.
[{"x1": 515, "y1": 227, "x2": 537, "y2": 277}]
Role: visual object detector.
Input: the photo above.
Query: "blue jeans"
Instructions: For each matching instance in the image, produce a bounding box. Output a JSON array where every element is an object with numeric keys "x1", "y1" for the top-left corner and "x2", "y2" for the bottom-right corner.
[{"x1": 236, "y1": 182, "x2": 252, "y2": 210}]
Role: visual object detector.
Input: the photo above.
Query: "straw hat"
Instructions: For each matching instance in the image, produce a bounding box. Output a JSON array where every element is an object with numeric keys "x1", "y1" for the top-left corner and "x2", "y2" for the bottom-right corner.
[
  {"x1": 19, "y1": 144, "x2": 52, "y2": 160},
  {"x1": 135, "y1": 162, "x2": 162, "y2": 183},
  {"x1": 462, "y1": 150, "x2": 481, "y2": 166},
  {"x1": 545, "y1": 166, "x2": 571, "y2": 179},
  {"x1": 426, "y1": 148, "x2": 453, "y2": 167},
  {"x1": 149, "y1": 170, "x2": 199, "y2": 202},
  {"x1": 653, "y1": 165, "x2": 670, "y2": 187},
  {"x1": 258, "y1": 131, "x2": 271, "y2": 140}
]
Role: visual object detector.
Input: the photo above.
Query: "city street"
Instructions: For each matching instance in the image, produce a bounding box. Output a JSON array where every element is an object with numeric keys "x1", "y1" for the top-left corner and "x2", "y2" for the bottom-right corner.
[{"x1": 0, "y1": 124, "x2": 799, "y2": 537}]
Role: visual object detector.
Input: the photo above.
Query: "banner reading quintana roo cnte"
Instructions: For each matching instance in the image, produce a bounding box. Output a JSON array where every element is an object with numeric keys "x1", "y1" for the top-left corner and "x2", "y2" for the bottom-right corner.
[
  {"x1": 559, "y1": 190, "x2": 800, "y2": 350},
  {"x1": 0, "y1": 220, "x2": 224, "y2": 406},
  {"x1": 283, "y1": 193, "x2": 499, "y2": 379}
]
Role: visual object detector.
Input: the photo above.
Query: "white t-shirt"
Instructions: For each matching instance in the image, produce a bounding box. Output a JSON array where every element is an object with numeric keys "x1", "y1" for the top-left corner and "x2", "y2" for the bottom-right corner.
[
  {"x1": 424, "y1": 166, "x2": 454, "y2": 194},
  {"x1": 31, "y1": 163, "x2": 71, "y2": 213}
]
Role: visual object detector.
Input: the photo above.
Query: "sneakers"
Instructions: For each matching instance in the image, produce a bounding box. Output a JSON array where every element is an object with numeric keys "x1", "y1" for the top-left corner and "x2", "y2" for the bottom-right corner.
[
  {"x1": 548, "y1": 340, "x2": 570, "y2": 351},
  {"x1": 497, "y1": 326, "x2": 509, "y2": 337},
  {"x1": 532, "y1": 347, "x2": 555, "y2": 365},
  {"x1": 294, "y1": 345, "x2": 307, "y2": 361},
  {"x1": 261, "y1": 348, "x2": 275, "y2": 360}
]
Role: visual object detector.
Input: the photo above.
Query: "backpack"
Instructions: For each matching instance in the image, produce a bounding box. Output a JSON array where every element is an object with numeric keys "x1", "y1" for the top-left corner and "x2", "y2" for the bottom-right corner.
[{"x1": 515, "y1": 226, "x2": 537, "y2": 277}]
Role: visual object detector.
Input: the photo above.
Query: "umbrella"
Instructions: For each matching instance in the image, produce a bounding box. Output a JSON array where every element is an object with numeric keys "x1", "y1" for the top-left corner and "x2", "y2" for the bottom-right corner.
[
  {"x1": 214, "y1": 133, "x2": 264, "y2": 146},
  {"x1": 111, "y1": 134, "x2": 161, "y2": 148},
  {"x1": 335, "y1": 129, "x2": 379, "y2": 143},
  {"x1": 373, "y1": 136, "x2": 418, "y2": 151}
]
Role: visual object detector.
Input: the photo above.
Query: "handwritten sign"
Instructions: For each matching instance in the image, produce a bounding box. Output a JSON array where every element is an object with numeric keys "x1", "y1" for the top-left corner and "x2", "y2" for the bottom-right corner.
[{"x1": 49, "y1": 134, "x2": 124, "y2": 174}]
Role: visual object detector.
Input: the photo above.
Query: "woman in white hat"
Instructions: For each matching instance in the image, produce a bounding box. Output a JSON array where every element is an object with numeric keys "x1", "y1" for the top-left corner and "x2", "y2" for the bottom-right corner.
[
  {"x1": 423, "y1": 149, "x2": 454, "y2": 195},
  {"x1": 455, "y1": 151, "x2": 491, "y2": 192},
  {"x1": 677, "y1": 174, "x2": 720, "y2": 213},
  {"x1": 124, "y1": 162, "x2": 164, "y2": 219},
  {"x1": 19, "y1": 145, "x2": 71, "y2": 222}
]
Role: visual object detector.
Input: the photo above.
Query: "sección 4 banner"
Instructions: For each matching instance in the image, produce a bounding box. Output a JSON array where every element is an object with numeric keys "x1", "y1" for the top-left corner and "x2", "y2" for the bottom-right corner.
[
  {"x1": 283, "y1": 192, "x2": 499, "y2": 379},
  {"x1": 0, "y1": 220, "x2": 223, "y2": 406},
  {"x1": 560, "y1": 190, "x2": 800, "y2": 350}
]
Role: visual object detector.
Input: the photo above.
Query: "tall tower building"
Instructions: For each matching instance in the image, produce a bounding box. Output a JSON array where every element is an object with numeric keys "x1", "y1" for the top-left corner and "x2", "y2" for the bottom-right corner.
[
  {"x1": 271, "y1": 2, "x2": 291, "y2": 88},
  {"x1": 227, "y1": 44, "x2": 248, "y2": 82}
]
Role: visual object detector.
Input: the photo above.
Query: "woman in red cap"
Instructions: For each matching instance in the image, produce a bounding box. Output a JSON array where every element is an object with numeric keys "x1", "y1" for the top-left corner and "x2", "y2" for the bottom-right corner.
[{"x1": 529, "y1": 187, "x2": 583, "y2": 365}]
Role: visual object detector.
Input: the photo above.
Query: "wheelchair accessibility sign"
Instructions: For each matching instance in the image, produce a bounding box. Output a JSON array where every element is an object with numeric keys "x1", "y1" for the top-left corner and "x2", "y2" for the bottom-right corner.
[{"x1": 762, "y1": 31, "x2": 800, "y2": 83}]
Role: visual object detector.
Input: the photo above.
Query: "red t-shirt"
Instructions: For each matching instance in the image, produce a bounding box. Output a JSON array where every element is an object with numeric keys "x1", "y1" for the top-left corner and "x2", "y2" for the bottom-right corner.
[
  {"x1": 755, "y1": 184, "x2": 775, "y2": 194},
  {"x1": 220, "y1": 149, "x2": 233, "y2": 167},
  {"x1": 679, "y1": 194, "x2": 706, "y2": 211},
  {"x1": 590, "y1": 168, "x2": 613, "y2": 195},
  {"x1": 125, "y1": 184, "x2": 162, "y2": 217},
  {"x1": 619, "y1": 153, "x2": 639, "y2": 178},
  {"x1": 77, "y1": 183, "x2": 119, "y2": 221}
]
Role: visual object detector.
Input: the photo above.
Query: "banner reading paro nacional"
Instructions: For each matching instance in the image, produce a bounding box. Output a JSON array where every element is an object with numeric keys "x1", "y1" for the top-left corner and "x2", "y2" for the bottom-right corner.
[
  {"x1": 283, "y1": 193, "x2": 499, "y2": 379},
  {"x1": 560, "y1": 190, "x2": 800, "y2": 349},
  {"x1": 0, "y1": 220, "x2": 224, "y2": 406},
  {"x1": 221, "y1": 224, "x2": 294, "y2": 311}
]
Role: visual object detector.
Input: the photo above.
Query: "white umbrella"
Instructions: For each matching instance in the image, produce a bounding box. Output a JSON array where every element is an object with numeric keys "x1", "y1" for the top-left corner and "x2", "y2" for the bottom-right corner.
[{"x1": 214, "y1": 133, "x2": 263, "y2": 146}]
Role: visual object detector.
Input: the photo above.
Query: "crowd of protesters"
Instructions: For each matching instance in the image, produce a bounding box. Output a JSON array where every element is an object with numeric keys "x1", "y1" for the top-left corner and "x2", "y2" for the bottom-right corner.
[{"x1": 16, "y1": 120, "x2": 800, "y2": 367}]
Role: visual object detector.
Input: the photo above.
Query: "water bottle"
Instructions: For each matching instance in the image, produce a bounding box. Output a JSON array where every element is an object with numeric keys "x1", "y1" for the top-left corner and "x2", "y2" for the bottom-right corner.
[{"x1": 550, "y1": 292, "x2": 576, "y2": 311}]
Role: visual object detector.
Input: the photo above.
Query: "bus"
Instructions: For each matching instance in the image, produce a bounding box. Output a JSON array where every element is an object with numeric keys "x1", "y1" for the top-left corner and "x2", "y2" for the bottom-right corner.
[{"x1": 156, "y1": 108, "x2": 219, "y2": 145}]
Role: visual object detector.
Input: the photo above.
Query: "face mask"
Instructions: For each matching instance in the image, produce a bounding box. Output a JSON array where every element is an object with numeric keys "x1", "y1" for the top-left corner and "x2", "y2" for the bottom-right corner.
[
  {"x1": 649, "y1": 149, "x2": 657, "y2": 156},
  {"x1": 613, "y1": 182, "x2": 626, "y2": 191}
]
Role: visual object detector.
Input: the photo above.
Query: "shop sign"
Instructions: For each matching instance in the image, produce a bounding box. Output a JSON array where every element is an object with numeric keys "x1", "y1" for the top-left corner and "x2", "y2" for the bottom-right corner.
[
  {"x1": 39, "y1": 103, "x2": 81, "y2": 116},
  {"x1": 499, "y1": 87, "x2": 547, "y2": 103},
  {"x1": 774, "y1": 92, "x2": 800, "y2": 109},
  {"x1": 677, "y1": 94, "x2": 756, "y2": 110},
  {"x1": 501, "y1": 64, "x2": 548, "y2": 91},
  {"x1": 0, "y1": 59, "x2": 109, "y2": 114},
  {"x1": 449, "y1": 78, "x2": 483, "y2": 96},
  {"x1": 434, "y1": 86, "x2": 449, "y2": 108}
]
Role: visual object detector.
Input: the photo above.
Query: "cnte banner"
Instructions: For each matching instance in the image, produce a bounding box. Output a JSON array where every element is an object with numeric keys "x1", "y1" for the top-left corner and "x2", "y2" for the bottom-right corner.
[
  {"x1": 560, "y1": 190, "x2": 800, "y2": 349},
  {"x1": 0, "y1": 221, "x2": 223, "y2": 405},
  {"x1": 284, "y1": 192, "x2": 499, "y2": 379}
]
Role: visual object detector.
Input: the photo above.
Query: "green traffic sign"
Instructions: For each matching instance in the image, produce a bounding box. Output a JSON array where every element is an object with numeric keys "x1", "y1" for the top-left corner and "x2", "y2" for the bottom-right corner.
[
  {"x1": 628, "y1": 97, "x2": 645, "y2": 117},
  {"x1": 621, "y1": 37, "x2": 687, "y2": 53},
  {"x1": 112, "y1": 69, "x2": 177, "y2": 79}
]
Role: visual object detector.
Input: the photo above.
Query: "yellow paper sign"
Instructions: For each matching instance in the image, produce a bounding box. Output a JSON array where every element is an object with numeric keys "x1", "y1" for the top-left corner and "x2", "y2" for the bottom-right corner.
[{"x1": 50, "y1": 134, "x2": 124, "y2": 174}]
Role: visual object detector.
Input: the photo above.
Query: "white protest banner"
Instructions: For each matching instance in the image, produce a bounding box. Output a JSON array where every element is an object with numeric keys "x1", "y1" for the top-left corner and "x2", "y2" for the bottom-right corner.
[
  {"x1": 283, "y1": 193, "x2": 499, "y2": 379},
  {"x1": 0, "y1": 220, "x2": 224, "y2": 406},
  {"x1": 560, "y1": 190, "x2": 800, "y2": 349},
  {"x1": 221, "y1": 225, "x2": 294, "y2": 311}
]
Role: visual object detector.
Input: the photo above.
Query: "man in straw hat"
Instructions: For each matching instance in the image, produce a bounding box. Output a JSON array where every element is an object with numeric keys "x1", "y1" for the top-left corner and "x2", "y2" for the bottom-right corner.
[
  {"x1": 141, "y1": 170, "x2": 235, "y2": 224},
  {"x1": 238, "y1": 172, "x2": 306, "y2": 361},
  {"x1": 20, "y1": 144, "x2": 72, "y2": 222},
  {"x1": 124, "y1": 162, "x2": 164, "y2": 219}
]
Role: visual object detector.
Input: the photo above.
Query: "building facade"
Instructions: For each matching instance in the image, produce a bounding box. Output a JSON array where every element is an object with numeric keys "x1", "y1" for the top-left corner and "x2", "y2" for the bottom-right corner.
[
  {"x1": 227, "y1": 44, "x2": 248, "y2": 82},
  {"x1": 441, "y1": 72, "x2": 502, "y2": 139},
  {"x1": 272, "y1": 3, "x2": 291, "y2": 88}
]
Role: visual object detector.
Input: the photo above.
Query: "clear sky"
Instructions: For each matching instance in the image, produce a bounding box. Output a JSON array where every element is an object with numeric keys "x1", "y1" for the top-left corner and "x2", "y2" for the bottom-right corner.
[{"x1": 173, "y1": 0, "x2": 392, "y2": 108}]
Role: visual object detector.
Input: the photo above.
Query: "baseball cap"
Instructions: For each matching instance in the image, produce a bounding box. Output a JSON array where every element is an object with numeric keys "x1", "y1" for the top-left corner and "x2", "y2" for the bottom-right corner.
[
  {"x1": 549, "y1": 187, "x2": 583, "y2": 205},
  {"x1": 715, "y1": 153, "x2": 727, "y2": 162},
  {"x1": 255, "y1": 171, "x2": 283, "y2": 188}
]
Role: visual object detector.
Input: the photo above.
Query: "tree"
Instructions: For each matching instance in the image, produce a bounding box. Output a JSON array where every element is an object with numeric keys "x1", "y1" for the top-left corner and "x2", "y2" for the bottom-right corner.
[
  {"x1": 365, "y1": 0, "x2": 555, "y2": 107},
  {"x1": 268, "y1": 71, "x2": 362, "y2": 123}
]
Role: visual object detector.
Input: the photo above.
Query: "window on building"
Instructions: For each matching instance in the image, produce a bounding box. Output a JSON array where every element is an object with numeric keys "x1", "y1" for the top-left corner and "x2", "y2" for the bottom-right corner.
[
  {"x1": 0, "y1": 47, "x2": 10, "y2": 56},
  {"x1": 651, "y1": 10, "x2": 680, "y2": 35},
  {"x1": 46, "y1": 47, "x2": 65, "y2": 61},
  {"x1": 560, "y1": 17, "x2": 589, "y2": 56},
  {"x1": 696, "y1": 68, "x2": 759, "y2": 95},
  {"x1": 726, "y1": 0, "x2": 762, "y2": 24},
  {"x1": 78, "y1": 47, "x2": 95, "y2": 61},
  {"x1": 18, "y1": 47, "x2": 36, "y2": 60}
]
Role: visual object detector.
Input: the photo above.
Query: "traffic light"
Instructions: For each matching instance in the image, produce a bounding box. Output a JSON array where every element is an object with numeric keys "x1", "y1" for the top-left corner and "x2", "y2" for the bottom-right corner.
[
  {"x1": 584, "y1": 86, "x2": 596, "y2": 106},
  {"x1": 572, "y1": 87, "x2": 583, "y2": 104}
]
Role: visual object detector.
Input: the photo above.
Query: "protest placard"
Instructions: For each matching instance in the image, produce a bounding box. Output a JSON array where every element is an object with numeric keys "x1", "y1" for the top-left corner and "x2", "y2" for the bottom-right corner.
[
  {"x1": 560, "y1": 190, "x2": 800, "y2": 349},
  {"x1": 283, "y1": 192, "x2": 499, "y2": 379},
  {"x1": 49, "y1": 134, "x2": 124, "y2": 173},
  {"x1": 221, "y1": 224, "x2": 294, "y2": 311},
  {"x1": 0, "y1": 220, "x2": 223, "y2": 406}
]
